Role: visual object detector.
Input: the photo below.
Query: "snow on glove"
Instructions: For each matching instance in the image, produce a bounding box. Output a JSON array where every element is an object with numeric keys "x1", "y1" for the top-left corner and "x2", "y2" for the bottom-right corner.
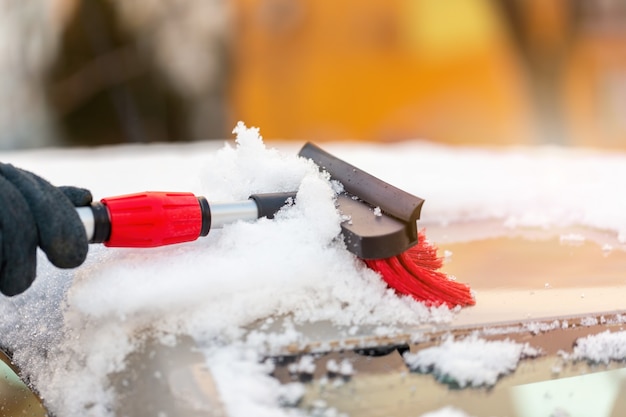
[{"x1": 0, "y1": 163, "x2": 91, "y2": 296}]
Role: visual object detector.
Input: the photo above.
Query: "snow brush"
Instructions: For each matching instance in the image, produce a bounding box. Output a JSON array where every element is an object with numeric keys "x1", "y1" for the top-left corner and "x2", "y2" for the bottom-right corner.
[{"x1": 76, "y1": 143, "x2": 474, "y2": 308}]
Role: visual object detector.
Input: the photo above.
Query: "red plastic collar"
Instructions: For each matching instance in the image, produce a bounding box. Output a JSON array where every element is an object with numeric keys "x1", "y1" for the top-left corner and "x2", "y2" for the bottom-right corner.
[{"x1": 101, "y1": 192, "x2": 202, "y2": 247}]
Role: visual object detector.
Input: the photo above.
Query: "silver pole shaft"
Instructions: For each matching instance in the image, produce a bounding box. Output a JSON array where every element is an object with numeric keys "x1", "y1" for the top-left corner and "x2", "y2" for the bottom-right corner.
[{"x1": 209, "y1": 200, "x2": 259, "y2": 228}]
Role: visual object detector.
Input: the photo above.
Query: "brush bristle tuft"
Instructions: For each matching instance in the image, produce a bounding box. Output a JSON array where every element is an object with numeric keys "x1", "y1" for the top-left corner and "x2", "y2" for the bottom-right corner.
[{"x1": 365, "y1": 230, "x2": 475, "y2": 307}]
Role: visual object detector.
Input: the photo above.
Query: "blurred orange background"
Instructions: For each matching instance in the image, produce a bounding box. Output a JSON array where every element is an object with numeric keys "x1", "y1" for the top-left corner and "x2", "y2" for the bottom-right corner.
[
  {"x1": 4, "y1": 0, "x2": 626, "y2": 149},
  {"x1": 231, "y1": 0, "x2": 533, "y2": 146},
  {"x1": 229, "y1": 0, "x2": 626, "y2": 148}
]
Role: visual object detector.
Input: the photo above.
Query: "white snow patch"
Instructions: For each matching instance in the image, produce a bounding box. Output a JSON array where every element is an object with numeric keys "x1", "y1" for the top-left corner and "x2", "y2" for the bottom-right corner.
[
  {"x1": 559, "y1": 233, "x2": 585, "y2": 245},
  {"x1": 208, "y1": 346, "x2": 305, "y2": 417},
  {"x1": 579, "y1": 316, "x2": 599, "y2": 327},
  {"x1": 403, "y1": 335, "x2": 539, "y2": 388},
  {"x1": 288, "y1": 356, "x2": 316, "y2": 375},
  {"x1": 326, "y1": 359, "x2": 354, "y2": 377},
  {"x1": 602, "y1": 243, "x2": 614, "y2": 254},
  {"x1": 572, "y1": 330, "x2": 626, "y2": 364},
  {"x1": 419, "y1": 406, "x2": 475, "y2": 417}
]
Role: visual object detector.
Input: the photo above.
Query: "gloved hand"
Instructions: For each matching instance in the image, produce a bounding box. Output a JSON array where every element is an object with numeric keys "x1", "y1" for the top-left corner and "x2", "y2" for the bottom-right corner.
[{"x1": 0, "y1": 163, "x2": 91, "y2": 296}]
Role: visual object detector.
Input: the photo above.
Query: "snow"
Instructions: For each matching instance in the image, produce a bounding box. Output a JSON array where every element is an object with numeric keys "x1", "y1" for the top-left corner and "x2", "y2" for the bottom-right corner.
[
  {"x1": 209, "y1": 347, "x2": 304, "y2": 417},
  {"x1": 419, "y1": 407, "x2": 475, "y2": 417},
  {"x1": 326, "y1": 359, "x2": 354, "y2": 377},
  {"x1": 571, "y1": 330, "x2": 626, "y2": 365},
  {"x1": 559, "y1": 233, "x2": 586, "y2": 245},
  {"x1": 2, "y1": 123, "x2": 626, "y2": 415},
  {"x1": 403, "y1": 334, "x2": 540, "y2": 388},
  {"x1": 288, "y1": 356, "x2": 316, "y2": 375}
]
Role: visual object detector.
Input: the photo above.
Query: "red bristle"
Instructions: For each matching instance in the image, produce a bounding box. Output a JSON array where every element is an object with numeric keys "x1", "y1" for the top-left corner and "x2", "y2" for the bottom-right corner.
[{"x1": 364, "y1": 230, "x2": 475, "y2": 308}]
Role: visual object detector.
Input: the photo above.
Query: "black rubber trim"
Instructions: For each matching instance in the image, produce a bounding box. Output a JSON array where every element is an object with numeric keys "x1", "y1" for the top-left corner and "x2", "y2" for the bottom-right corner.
[
  {"x1": 249, "y1": 192, "x2": 297, "y2": 219},
  {"x1": 197, "y1": 196, "x2": 211, "y2": 236},
  {"x1": 90, "y1": 202, "x2": 111, "y2": 243}
]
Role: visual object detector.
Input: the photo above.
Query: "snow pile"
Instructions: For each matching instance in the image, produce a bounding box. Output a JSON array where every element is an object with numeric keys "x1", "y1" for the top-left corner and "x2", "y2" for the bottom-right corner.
[
  {"x1": 403, "y1": 335, "x2": 539, "y2": 388},
  {"x1": 326, "y1": 359, "x2": 354, "y2": 377},
  {"x1": 287, "y1": 356, "x2": 316, "y2": 376},
  {"x1": 209, "y1": 347, "x2": 305, "y2": 417},
  {"x1": 419, "y1": 407, "x2": 476, "y2": 417},
  {"x1": 571, "y1": 330, "x2": 626, "y2": 364},
  {"x1": 0, "y1": 123, "x2": 448, "y2": 417}
]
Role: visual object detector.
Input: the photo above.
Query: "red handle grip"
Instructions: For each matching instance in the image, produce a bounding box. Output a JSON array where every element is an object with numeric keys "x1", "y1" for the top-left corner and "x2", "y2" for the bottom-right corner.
[{"x1": 101, "y1": 192, "x2": 203, "y2": 247}]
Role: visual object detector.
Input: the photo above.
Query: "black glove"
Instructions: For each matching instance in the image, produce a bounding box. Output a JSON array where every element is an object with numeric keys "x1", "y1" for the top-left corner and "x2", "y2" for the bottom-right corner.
[{"x1": 0, "y1": 163, "x2": 92, "y2": 296}]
